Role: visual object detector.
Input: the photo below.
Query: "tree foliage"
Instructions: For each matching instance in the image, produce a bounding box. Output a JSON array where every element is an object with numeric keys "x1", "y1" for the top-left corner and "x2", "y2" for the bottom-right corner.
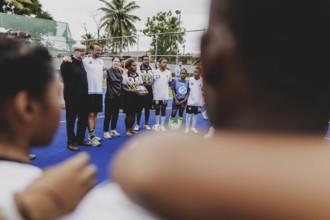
[
  {"x1": 1, "y1": 0, "x2": 53, "y2": 20},
  {"x1": 1, "y1": 0, "x2": 30, "y2": 10},
  {"x1": 142, "y1": 11, "x2": 185, "y2": 63},
  {"x1": 99, "y1": 0, "x2": 140, "y2": 54},
  {"x1": 1, "y1": 0, "x2": 57, "y2": 47},
  {"x1": 81, "y1": 32, "x2": 97, "y2": 48}
]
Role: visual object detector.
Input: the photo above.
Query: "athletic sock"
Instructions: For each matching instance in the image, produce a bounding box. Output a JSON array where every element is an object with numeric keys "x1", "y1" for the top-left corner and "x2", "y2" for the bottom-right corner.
[
  {"x1": 155, "y1": 115, "x2": 160, "y2": 125},
  {"x1": 168, "y1": 117, "x2": 174, "y2": 127},
  {"x1": 161, "y1": 116, "x2": 166, "y2": 127},
  {"x1": 178, "y1": 117, "x2": 183, "y2": 128},
  {"x1": 89, "y1": 131, "x2": 95, "y2": 138},
  {"x1": 192, "y1": 114, "x2": 198, "y2": 128},
  {"x1": 186, "y1": 114, "x2": 192, "y2": 129}
]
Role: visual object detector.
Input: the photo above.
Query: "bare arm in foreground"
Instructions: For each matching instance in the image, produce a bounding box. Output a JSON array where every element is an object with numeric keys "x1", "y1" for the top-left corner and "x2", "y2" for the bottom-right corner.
[
  {"x1": 14, "y1": 153, "x2": 96, "y2": 220},
  {"x1": 112, "y1": 131, "x2": 330, "y2": 220}
]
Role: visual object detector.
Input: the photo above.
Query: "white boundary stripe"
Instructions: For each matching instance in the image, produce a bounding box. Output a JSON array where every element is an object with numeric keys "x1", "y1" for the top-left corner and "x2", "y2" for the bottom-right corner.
[{"x1": 59, "y1": 107, "x2": 173, "y2": 124}]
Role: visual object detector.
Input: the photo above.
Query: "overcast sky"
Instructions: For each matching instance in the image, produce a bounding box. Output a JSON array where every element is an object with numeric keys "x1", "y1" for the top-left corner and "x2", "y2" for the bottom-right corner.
[{"x1": 39, "y1": 0, "x2": 211, "y2": 53}]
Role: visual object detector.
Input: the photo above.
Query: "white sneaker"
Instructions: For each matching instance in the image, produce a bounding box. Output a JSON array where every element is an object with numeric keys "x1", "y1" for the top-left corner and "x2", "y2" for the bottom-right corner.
[
  {"x1": 134, "y1": 124, "x2": 140, "y2": 131},
  {"x1": 104, "y1": 132, "x2": 111, "y2": 139},
  {"x1": 144, "y1": 124, "x2": 151, "y2": 130},
  {"x1": 95, "y1": 135, "x2": 102, "y2": 141},
  {"x1": 190, "y1": 127, "x2": 199, "y2": 133},
  {"x1": 110, "y1": 130, "x2": 120, "y2": 137},
  {"x1": 202, "y1": 111, "x2": 208, "y2": 120},
  {"x1": 29, "y1": 154, "x2": 36, "y2": 160},
  {"x1": 204, "y1": 126, "x2": 215, "y2": 139},
  {"x1": 91, "y1": 137, "x2": 101, "y2": 147},
  {"x1": 89, "y1": 134, "x2": 102, "y2": 142},
  {"x1": 160, "y1": 126, "x2": 167, "y2": 132}
]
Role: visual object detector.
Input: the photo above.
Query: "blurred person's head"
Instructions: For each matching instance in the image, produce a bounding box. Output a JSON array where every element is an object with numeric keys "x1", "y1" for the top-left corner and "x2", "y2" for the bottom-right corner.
[
  {"x1": 125, "y1": 58, "x2": 137, "y2": 73},
  {"x1": 178, "y1": 61, "x2": 182, "y2": 67},
  {"x1": 72, "y1": 43, "x2": 86, "y2": 61},
  {"x1": 0, "y1": 38, "x2": 60, "y2": 151},
  {"x1": 201, "y1": 0, "x2": 330, "y2": 133},
  {"x1": 120, "y1": 58, "x2": 126, "y2": 68},
  {"x1": 112, "y1": 56, "x2": 121, "y2": 69},
  {"x1": 89, "y1": 43, "x2": 102, "y2": 59},
  {"x1": 158, "y1": 57, "x2": 167, "y2": 71},
  {"x1": 155, "y1": 61, "x2": 160, "y2": 69},
  {"x1": 193, "y1": 66, "x2": 201, "y2": 80},
  {"x1": 141, "y1": 55, "x2": 150, "y2": 68},
  {"x1": 180, "y1": 68, "x2": 187, "y2": 80}
]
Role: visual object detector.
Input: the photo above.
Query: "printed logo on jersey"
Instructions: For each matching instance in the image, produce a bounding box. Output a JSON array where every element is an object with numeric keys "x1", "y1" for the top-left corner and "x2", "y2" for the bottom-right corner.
[
  {"x1": 190, "y1": 82, "x2": 194, "y2": 86},
  {"x1": 178, "y1": 85, "x2": 187, "y2": 95}
]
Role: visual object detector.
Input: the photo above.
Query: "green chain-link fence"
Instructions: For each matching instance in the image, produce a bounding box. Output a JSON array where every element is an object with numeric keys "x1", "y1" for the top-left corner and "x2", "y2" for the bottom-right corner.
[{"x1": 0, "y1": 12, "x2": 75, "y2": 56}]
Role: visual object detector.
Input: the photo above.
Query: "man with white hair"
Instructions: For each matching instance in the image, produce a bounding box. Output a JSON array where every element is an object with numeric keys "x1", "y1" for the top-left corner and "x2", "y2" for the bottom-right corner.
[{"x1": 60, "y1": 43, "x2": 91, "y2": 151}]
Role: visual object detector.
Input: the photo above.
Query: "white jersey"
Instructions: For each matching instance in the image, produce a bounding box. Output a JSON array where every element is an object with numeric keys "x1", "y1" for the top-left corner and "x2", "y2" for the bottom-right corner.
[
  {"x1": 83, "y1": 56, "x2": 106, "y2": 94},
  {"x1": 187, "y1": 77, "x2": 203, "y2": 106},
  {"x1": 0, "y1": 161, "x2": 42, "y2": 204},
  {"x1": 153, "y1": 69, "x2": 172, "y2": 100},
  {"x1": 122, "y1": 73, "x2": 143, "y2": 89},
  {"x1": 61, "y1": 182, "x2": 160, "y2": 220}
]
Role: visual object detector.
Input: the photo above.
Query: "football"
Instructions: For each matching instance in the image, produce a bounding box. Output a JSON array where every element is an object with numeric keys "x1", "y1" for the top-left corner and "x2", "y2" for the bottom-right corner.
[
  {"x1": 170, "y1": 123, "x2": 178, "y2": 130},
  {"x1": 152, "y1": 124, "x2": 161, "y2": 132}
]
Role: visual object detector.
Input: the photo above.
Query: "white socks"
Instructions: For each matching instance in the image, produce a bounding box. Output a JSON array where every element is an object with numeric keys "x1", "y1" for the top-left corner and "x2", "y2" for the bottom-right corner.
[
  {"x1": 192, "y1": 114, "x2": 198, "y2": 128},
  {"x1": 186, "y1": 114, "x2": 192, "y2": 129},
  {"x1": 155, "y1": 115, "x2": 160, "y2": 125},
  {"x1": 161, "y1": 116, "x2": 166, "y2": 127}
]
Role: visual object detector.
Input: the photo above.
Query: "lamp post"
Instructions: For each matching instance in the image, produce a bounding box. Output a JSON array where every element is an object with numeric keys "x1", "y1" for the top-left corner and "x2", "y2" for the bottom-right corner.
[
  {"x1": 175, "y1": 10, "x2": 181, "y2": 66},
  {"x1": 183, "y1": 44, "x2": 185, "y2": 64}
]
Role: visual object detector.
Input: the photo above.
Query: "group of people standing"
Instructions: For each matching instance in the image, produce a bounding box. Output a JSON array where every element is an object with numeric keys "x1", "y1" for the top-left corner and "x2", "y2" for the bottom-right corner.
[
  {"x1": 60, "y1": 43, "x2": 204, "y2": 151},
  {"x1": 60, "y1": 43, "x2": 106, "y2": 151}
]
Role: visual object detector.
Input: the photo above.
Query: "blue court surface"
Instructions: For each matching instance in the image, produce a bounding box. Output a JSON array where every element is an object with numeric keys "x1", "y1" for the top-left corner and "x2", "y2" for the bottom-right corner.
[{"x1": 31, "y1": 98, "x2": 211, "y2": 183}]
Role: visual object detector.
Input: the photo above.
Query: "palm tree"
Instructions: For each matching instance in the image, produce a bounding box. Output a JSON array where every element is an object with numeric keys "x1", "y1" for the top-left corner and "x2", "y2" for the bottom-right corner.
[
  {"x1": 99, "y1": 0, "x2": 140, "y2": 54},
  {"x1": 81, "y1": 32, "x2": 96, "y2": 48}
]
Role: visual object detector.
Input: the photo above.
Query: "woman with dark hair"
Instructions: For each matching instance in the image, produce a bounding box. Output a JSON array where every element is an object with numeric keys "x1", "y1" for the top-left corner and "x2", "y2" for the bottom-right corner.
[
  {"x1": 0, "y1": 38, "x2": 96, "y2": 220},
  {"x1": 103, "y1": 56, "x2": 123, "y2": 139},
  {"x1": 121, "y1": 59, "x2": 147, "y2": 136}
]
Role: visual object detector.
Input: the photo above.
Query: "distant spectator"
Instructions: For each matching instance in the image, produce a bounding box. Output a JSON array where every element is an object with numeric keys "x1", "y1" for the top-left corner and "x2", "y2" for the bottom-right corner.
[{"x1": 175, "y1": 61, "x2": 184, "y2": 78}]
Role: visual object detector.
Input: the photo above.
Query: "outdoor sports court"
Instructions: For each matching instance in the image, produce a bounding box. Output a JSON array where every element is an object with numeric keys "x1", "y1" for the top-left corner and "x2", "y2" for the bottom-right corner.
[{"x1": 31, "y1": 98, "x2": 211, "y2": 182}]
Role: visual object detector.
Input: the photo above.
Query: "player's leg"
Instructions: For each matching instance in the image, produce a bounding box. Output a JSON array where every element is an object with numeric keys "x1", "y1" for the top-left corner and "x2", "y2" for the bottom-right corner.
[
  {"x1": 185, "y1": 106, "x2": 193, "y2": 133},
  {"x1": 191, "y1": 106, "x2": 201, "y2": 133},
  {"x1": 160, "y1": 101, "x2": 168, "y2": 131},
  {"x1": 154, "y1": 101, "x2": 161, "y2": 125}
]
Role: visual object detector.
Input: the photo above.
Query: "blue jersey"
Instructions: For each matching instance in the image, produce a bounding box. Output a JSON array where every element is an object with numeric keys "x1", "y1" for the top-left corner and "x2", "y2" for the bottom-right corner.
[{"x1": 172, "y1": 79, "x2": 189, "y2": 100}]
